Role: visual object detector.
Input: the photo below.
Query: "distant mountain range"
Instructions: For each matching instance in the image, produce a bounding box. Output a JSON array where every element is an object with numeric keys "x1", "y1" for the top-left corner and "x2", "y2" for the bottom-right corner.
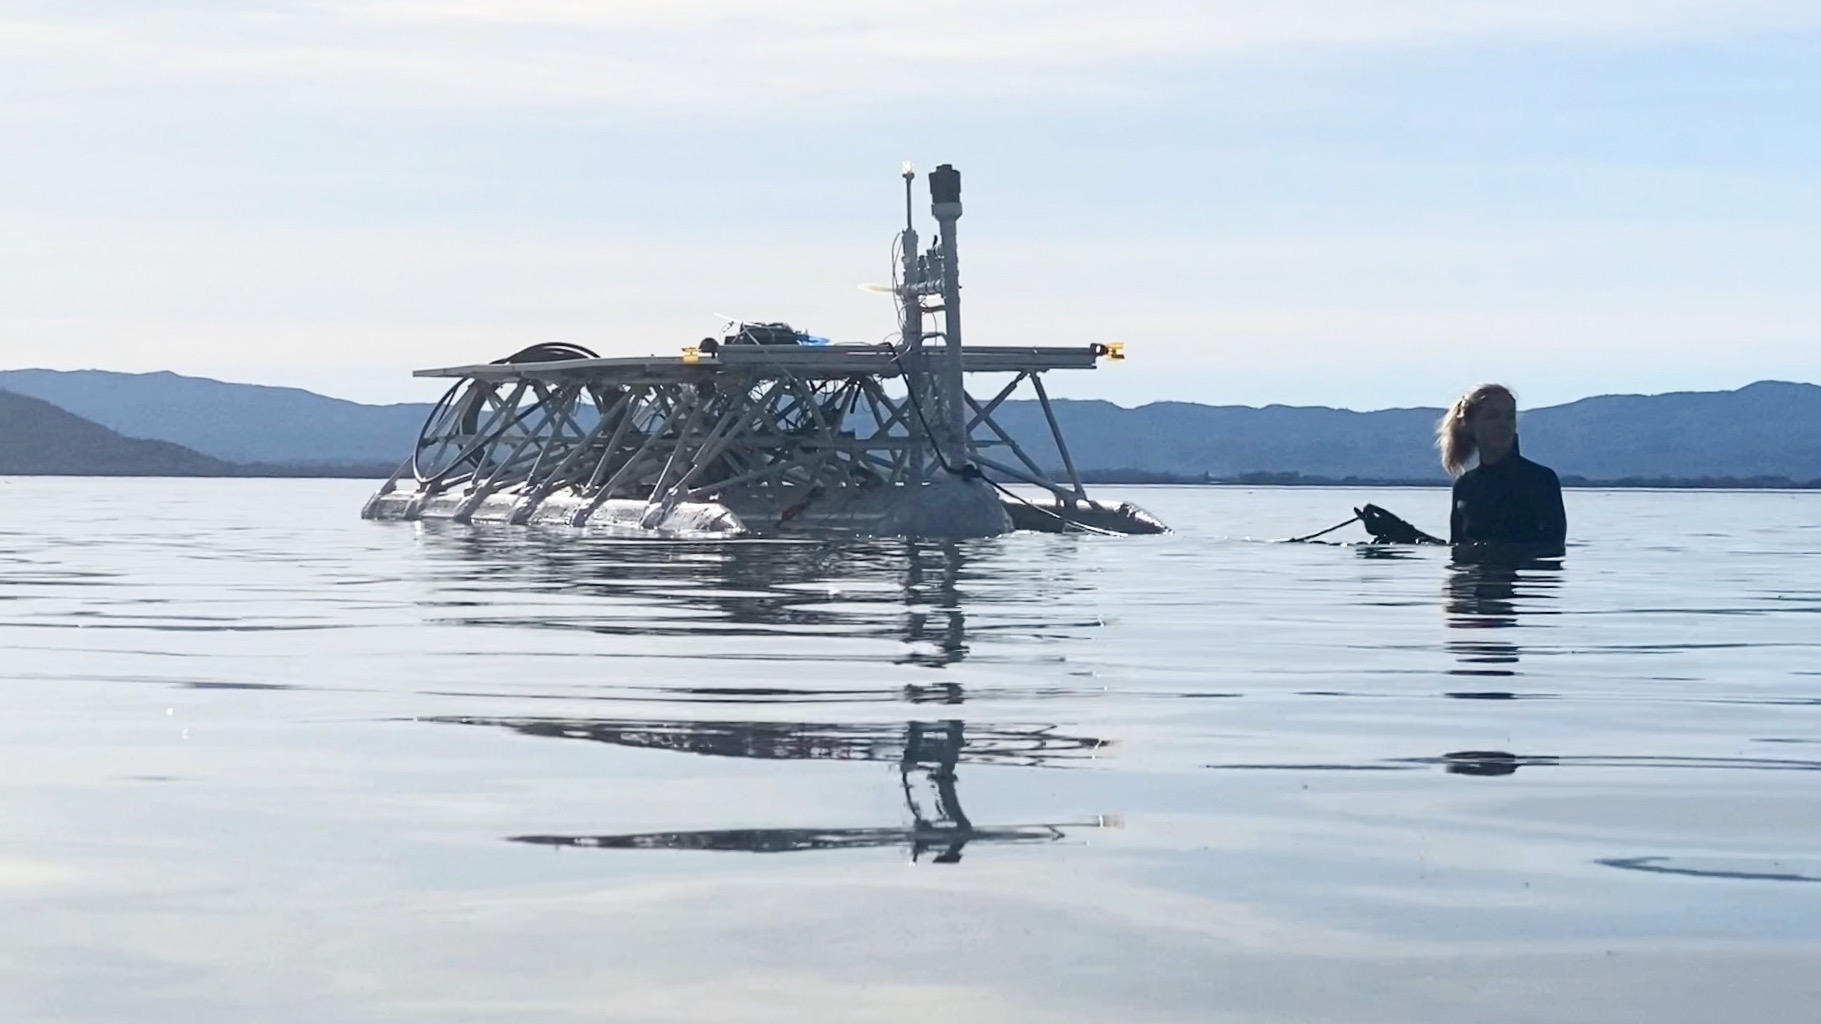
[
  {"x1": 0, "y1": 369, "x2": 429, "y2": 466},
  {"x1": 3, "y1": 368, "x2": 1820, "y2": 484},
  {"x1": 0, "y1": 388, "x2": 237, "y2": 476},
  {"x1": 990, "y1": 380, "x2": 1821, "y2": 482}
]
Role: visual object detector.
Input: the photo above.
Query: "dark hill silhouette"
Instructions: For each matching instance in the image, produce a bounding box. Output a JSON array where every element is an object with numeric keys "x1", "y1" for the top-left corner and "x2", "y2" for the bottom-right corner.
[
  {"x1": 3, "y1": 368, "x2": 1818, "y2": 483},
  {"x1": 0, "y1": 369, "x2": 433, "y2": 466},
  {"x1": 0, "y1": 389, "x2": 237, "y2": 476}
]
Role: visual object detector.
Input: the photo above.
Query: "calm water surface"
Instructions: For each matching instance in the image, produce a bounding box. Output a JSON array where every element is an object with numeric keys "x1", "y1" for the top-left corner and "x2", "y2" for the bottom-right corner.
[{"x1": 3, "y1": 479, "x2": 1820, "y2": 1023}]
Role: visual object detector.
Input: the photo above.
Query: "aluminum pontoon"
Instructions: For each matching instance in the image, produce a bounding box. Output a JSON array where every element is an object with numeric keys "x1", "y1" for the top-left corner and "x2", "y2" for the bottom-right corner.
[{"x1": 362, "y1": 163, "x2": 1166, "y2": 538}]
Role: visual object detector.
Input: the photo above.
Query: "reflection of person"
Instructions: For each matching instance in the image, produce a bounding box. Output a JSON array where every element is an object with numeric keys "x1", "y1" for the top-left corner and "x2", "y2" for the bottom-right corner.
[
  {"x1": 1444, "y1": 555, "x2": 1520, "y2": 628},
  {"x1": 1438, "y1": 384, "x2": 1567, "y2": 546},
  {"x1": 1441, "y1": 549, "x2": 1562, "y2": 691}
]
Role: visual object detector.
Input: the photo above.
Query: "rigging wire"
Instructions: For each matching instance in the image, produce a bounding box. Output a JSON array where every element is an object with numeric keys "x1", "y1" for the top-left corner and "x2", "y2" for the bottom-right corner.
[{"x1": 1283, "y1": 514, "x2": 1361, "y2": 543}]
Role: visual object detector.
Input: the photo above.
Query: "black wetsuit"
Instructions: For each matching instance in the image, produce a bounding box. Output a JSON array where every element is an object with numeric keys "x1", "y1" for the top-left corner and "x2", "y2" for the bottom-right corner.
[{"x1": 1449, "y1": 440, "x2": 1567, "y2": 545}]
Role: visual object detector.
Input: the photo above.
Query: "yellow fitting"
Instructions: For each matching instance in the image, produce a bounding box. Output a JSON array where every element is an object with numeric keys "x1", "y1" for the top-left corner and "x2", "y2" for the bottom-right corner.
[
  {"x1": 682, "y1": 346, "x2": 701, "y2": 364},
  {"x1": 1106, "y1": 342, "x2": 1125, "y2": 361}
]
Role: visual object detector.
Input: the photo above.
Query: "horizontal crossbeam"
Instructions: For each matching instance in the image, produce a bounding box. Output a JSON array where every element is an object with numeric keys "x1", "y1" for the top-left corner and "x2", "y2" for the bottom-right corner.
[{"x1": 415, "y1": 344, "x2": 1106, "y2": 383}]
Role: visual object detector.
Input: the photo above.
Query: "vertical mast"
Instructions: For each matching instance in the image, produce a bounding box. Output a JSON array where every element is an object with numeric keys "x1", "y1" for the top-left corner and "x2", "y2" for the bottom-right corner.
[
  {"x1": 928, "y1": 164, "x2": 967, "y2": 472},
  {"x1": 898, "y1": 162, "x2": 925, "y2": 484}
]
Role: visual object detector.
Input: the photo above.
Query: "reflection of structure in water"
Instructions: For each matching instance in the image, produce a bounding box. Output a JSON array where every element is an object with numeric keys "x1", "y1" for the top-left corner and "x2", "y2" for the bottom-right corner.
[
  {"x1": 516, "y1": 823, "x2": 1096, "y2": 857},
  {"x1": 431, "y1": 715, "x2": 1114, "y2": 863},
  {"x1": 901, "y1": 539, "x2": 968, "y2": 666},
  {"x1": 417, "y1": 536, "x2": 1098, "y2": 670}
]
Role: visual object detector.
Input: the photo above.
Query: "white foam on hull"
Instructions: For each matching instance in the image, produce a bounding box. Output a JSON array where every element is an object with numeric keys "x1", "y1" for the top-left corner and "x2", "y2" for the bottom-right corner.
[
  {"x1": 363, "y1": 489, "x2": 748, "y2": 538},
  {"x1": 363, "y1": 481, "x2": 1160, "y2": 538}
]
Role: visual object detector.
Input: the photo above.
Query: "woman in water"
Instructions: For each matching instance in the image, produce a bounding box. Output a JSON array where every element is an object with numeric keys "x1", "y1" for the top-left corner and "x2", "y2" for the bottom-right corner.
[{"x1": 1439, "y1": 383, "x2": 1566, "y2": 546}]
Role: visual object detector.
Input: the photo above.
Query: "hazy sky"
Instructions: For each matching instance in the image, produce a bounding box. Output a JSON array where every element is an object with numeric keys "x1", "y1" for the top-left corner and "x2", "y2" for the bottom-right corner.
[{"x1": 2, "y1": 1, "x2": 1817, "y2": 409}]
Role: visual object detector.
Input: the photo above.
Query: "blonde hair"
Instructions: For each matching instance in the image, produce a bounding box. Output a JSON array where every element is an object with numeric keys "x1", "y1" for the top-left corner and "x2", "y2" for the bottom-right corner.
[{"x1": 1437, "y1": 383, "x2": 1515, "y2": 476}]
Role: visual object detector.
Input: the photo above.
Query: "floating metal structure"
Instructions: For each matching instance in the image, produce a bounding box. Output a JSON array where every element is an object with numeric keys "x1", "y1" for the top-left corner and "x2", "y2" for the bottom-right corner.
[{"x1": 363, "y1": 163, "x2": 1166, "y2": 538}]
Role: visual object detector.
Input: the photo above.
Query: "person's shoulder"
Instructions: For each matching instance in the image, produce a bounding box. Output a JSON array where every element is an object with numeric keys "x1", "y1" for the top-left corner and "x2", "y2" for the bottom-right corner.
[{"x1": 1519, "y1": 455, "x2": 1561, "y2": 483}]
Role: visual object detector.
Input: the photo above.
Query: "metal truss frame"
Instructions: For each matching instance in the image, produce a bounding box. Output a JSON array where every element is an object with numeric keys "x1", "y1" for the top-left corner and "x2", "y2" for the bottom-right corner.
[{"x1": 369, "y1": 347, "x2": 1101, "y2": 526}]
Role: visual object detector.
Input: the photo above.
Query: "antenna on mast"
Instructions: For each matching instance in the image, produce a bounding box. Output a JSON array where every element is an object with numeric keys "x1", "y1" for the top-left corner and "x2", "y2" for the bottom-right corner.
[{"x1": 902, "y1": 161, "x2": 916, "y2": 234}]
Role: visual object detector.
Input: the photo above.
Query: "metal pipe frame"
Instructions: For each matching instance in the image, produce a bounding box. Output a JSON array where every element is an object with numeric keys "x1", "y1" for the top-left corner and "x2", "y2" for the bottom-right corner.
[
  {"x1": 1031, "y1": 374, "x2": 1087, "y2": 499},
  {"x1": 384, "y1": 346, "x2": 1105, "y2": 527}
]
